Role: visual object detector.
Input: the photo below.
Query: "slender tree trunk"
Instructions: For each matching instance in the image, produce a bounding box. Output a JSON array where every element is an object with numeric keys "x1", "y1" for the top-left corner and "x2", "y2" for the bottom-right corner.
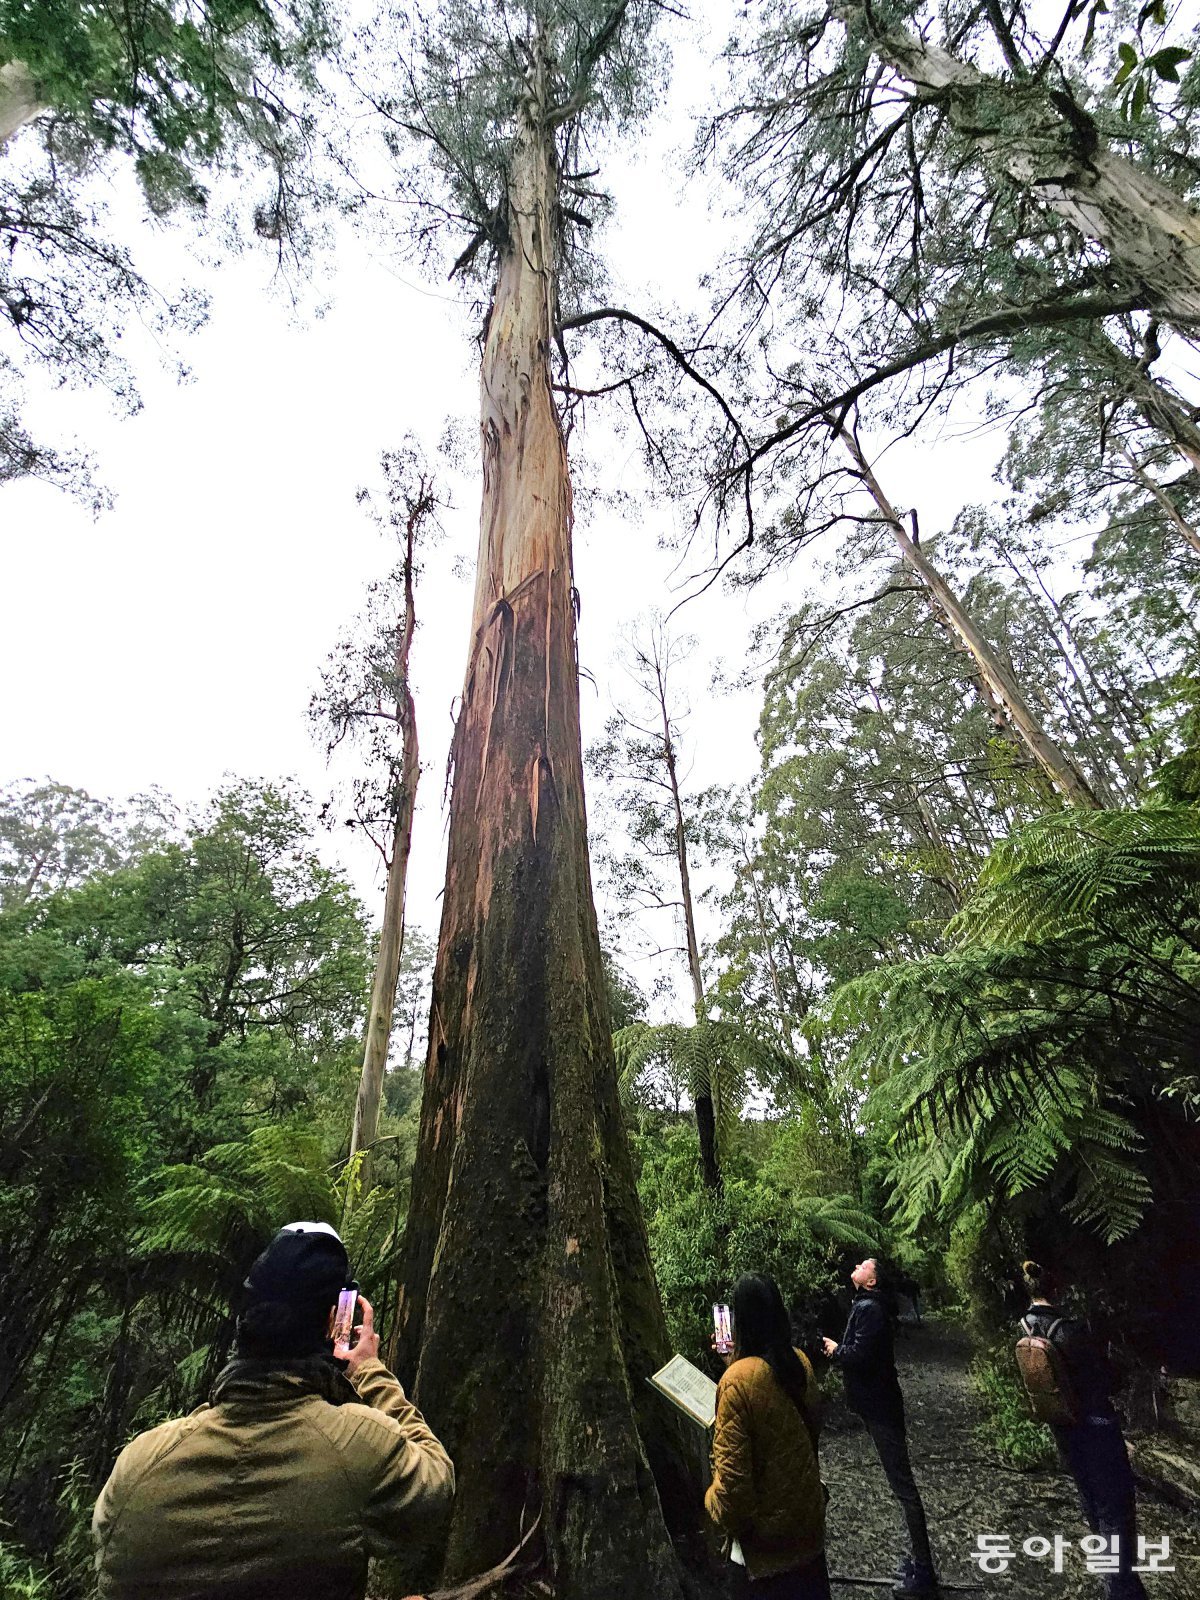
[
  {"x1": 840, "y1": 5, "x2": 1200, "y2": 328},
  {"x1": 650, "y1": 650, "x2": 722, "y2": 1191},
  {"x1": 994, "y1": 544, "x2": 1133, "y2": 798},
  {"x1": 0, "y1": 62, "x2": 41, "y2": 147},
  {"x1": 738, "y1": 837, "x2": 789, "y2": 1020},
  {"x1": 349, "y1": 518, "x2": 421, "y2": 1177},
  {"x1": 840, "y1": 430, "x2": 1102, "y2": 807},
  {"x1": 391, "y1": 63, "x2": 699, "y2": 1600},
  {"x1": 1119, "y1": 442, "x2": 1200, "y2": 558},
  {"x1": 1023, "y1": 556, "x2": 1150, "y2": 782},
  {"x1": 909, "y1": 787, "x2": 964, "y2": 910}
]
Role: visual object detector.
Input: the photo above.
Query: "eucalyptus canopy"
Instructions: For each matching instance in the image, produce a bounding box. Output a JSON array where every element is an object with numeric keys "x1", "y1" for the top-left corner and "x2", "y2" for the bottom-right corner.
[{"x1": 0, "y1": 0, "x2": 335, "y2": 489}]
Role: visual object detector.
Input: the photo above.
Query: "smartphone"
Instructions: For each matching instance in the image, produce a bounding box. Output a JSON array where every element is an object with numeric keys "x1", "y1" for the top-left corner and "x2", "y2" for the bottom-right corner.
[
  {"x1": 713, "y1": 1302, "x2": 733, "y2": 1355},
  {"x1": 332, "y1": 1287, "x2": 358, "y2": 1357}
]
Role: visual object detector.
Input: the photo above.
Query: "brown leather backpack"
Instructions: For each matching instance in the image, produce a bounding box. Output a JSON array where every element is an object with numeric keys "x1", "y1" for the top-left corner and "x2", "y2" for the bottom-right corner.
[{"x1": 1015, "y1": 1315, "x2": 1078, "y2": 1425}]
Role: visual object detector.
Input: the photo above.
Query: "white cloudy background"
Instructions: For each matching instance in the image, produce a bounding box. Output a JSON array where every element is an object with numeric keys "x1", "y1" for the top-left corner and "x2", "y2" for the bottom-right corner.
[{"x1": 0, "y1": 3, "x2": 1001, "y2": 1019}]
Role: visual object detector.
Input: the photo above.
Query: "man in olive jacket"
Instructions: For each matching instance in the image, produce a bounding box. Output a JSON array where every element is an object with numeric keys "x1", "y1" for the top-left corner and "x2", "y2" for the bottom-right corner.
[{"x1": 93, "y1": 1222, "x2": 454, "y2": 1600}]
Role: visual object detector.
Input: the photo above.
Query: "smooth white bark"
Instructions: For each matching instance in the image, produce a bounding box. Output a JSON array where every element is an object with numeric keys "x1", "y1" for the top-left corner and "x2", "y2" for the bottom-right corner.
[
  {"x1": 839, "y1": 5, "x2": 1200, "y2": 327},
  {"x1": 841, "y1": 430, "x2": 1102, "y2": 808},
  {"x1": 0, "y1": 62, "x2": 43, "y2": 148}
]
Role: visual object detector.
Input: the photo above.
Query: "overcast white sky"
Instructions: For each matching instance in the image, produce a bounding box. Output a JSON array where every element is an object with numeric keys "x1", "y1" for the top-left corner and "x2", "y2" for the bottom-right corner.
[{"x1": 0, "y1": 3, "x2": 1002, "y2": 1019}]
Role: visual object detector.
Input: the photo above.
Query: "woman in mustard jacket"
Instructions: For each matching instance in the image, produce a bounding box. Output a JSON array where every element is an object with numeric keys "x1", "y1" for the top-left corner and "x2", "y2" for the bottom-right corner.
[{"x1": 706, "y1": 1274, "x2": 831, "y2": 1599}]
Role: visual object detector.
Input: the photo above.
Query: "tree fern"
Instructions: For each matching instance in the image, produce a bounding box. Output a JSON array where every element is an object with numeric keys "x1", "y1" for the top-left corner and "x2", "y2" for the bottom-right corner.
[
  {"x1": 791, "y1": 1193, "x2": 883, "y2": 1250},
  {"x1": 823, "y1": 797, "x2": 1200, "y2": 1244},
  {"x1": 613, "y1": 1016, "x2": 812, "y2": 1147},
  {"x1": 136, "y1": 1125, "x2": 339, "y2": 1358}
]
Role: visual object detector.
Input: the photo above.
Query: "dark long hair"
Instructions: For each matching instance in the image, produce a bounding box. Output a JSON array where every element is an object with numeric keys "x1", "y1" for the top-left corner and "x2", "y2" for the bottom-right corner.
[{"x1": 731, "y1": 1273, "x2": 812, "y2": 1423}]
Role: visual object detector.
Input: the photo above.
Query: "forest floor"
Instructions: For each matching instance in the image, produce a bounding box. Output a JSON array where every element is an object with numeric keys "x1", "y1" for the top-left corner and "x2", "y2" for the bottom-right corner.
[{"x1": 820, "y1": 1316, "x2": 1197, "y2": 1600}]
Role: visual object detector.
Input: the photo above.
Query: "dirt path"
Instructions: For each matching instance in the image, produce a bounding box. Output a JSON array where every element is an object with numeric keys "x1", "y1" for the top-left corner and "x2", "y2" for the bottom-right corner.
[{"x1": 819, "y1": 1318, "x2": 1197, "y2": 1599}]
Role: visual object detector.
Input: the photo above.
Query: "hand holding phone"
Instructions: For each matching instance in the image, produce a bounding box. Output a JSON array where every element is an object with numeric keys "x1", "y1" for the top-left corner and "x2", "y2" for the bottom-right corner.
[
  {"x1": 343, "y1": 1296, "x2": 380, "y2": 1376},
  {"x1": 712, "y1": 1302, "x2": 733, "y2": 1357},
  {"x1": 332, "y1": 1287, "x2": 358, "y2": 1358}
]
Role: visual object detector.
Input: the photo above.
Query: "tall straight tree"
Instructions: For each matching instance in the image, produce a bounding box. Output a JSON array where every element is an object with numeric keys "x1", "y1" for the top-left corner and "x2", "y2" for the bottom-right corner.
[
  {"x1": 837, "y1": 425, "x2": 1101, "y2": 809},
  {"x1": 588, "y1": 621, "x2": 733, "y2": 1188},
  {"x1": 371, "y1": 5, "x2": 704, "y2": 1595},
  {"x1": 311, "y1": 448, "x2": 441, "y2": 1181}
]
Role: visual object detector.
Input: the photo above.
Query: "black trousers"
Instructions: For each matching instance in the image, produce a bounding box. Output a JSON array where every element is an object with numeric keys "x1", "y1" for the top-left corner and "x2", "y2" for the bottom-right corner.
[
  {"x1": 742, "y1": 1553, "x2": 832, "y2": 1600},
  {"x1": 864, "y1": 1415, "x2": 934, "y2": 1570},
  {"x1": 1053, "y1": 1416, "x2": 1148, "y2": 1600}
]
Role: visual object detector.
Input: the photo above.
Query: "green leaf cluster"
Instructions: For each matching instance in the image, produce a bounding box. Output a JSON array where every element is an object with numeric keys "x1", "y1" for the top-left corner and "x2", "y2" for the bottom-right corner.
[{"x1": 0, "y1": 776, "x2": 427, "y2": 1586}]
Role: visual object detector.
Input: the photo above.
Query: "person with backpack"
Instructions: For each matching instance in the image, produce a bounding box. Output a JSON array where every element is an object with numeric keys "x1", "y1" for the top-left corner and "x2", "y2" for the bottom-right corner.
[
  {"x1": 1016, "y1": 1261, "x2": 1148, "y2": 1600},
  {"x1": 706, "y1": 1274, "x2": 831, "y2": 1599},
  {"x1": 821, "y1": 1257, "x2": 937, "y2": 1600}
]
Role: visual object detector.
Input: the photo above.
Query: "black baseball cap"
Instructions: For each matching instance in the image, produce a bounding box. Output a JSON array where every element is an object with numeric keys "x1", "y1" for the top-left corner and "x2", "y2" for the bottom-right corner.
[{"x1": 244, "y1": 1221, "x2": 351, "y2": 1309}]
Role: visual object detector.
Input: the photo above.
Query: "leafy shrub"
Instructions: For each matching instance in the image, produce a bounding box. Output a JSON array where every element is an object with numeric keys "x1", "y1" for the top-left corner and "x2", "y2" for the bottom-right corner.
[
  {"x1": 971, "y1": 1349, "x2": 1055, "y2": 1469},
  {"x1": 0, "y1": 1535, "x2": 55, "y2": 1599},
  {"x1": 634, "y1": 1120, "x2": 840, "y2": 1365}
]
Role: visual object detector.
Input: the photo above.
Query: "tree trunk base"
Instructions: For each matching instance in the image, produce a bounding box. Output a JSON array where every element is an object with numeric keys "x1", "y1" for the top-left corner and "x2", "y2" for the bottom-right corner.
[{"x1": 372, "y1": 1539, "x2": 732, "y2": 1600}]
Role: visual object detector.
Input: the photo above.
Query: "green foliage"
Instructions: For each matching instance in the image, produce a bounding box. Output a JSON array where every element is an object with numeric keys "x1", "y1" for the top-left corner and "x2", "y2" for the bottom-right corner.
[
  {"x1": 971, "y1": 1350, "x2": 1056, "y2": 1470},
  {"x1": 614, "y1": 1016, "x2": 808, "y2": 1142},
  {"x1": 0, "y1": 0, "x2": 332, "y2": 213},
  {"x1": 140, "y1": 1125, "x2": 337, "y2": 1283},
  {"x1": 0, "y1": 1536, "x2": 56, "y2": 1599},
  {"x1": 825, "y1": 800, "x2": 1200, "y2": 1245},
  {"x1": 365, "y1": 0, "x2": 666, "y2": 291},
  {"x1": 0, "y1": 776, "x2": 397, "y2": 1588},
  {"x1": 603, "y1": 949, "x2": 646, "y2": 1031},
  {"x1": 0, "y1": 0, "x2": 339, "y2": 494},
  {"x1": 634, "y1": 1119, "x2": 841, "y2": 1364},
  {"x1": 0, "y1": 779, "x2": 169, "y2": 911}
]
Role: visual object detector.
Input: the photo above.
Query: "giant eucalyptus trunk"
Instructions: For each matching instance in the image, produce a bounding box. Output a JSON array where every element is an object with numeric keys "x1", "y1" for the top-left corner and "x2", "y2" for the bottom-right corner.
[
  {"x1": 348, "y1": 520, "x2": 420, "y2": 1177},
  {"x1": 839, "y1": 4, "x2": 1200, "y2": 329},
  {"x1": 391, "y1": 65, "x2": 699, "y2": 1600},
  {"x1": 840, "y1": 430, "x2": 1102, "y2": 808}
]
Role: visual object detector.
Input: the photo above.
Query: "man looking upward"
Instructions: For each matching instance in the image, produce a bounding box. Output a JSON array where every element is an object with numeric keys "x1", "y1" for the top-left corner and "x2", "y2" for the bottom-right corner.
[{"x1": 823, "y1": 1257, "x2": 938, "y2": 1600}]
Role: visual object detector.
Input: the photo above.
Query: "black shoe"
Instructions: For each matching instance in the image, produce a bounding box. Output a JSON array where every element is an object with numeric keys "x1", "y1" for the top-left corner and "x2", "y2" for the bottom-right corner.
[{"x1": 893, "y1": 1561, "x2": 939, "y2": 1599}]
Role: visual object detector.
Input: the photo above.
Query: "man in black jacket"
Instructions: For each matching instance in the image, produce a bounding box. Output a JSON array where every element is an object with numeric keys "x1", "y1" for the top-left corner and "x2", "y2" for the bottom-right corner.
[{"x1": 823, "y1": 1258, "x2": 937, "y2": 1600}]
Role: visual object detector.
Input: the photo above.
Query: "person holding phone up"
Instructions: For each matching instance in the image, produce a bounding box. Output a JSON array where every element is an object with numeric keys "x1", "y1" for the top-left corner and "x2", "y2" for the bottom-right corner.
[
  {"x1": 93, "y1": 1221, "x2": 454, "y2": 1600},
  {"x1": 706, "y1": 1274, "x2": 831, "y2": 1600}
]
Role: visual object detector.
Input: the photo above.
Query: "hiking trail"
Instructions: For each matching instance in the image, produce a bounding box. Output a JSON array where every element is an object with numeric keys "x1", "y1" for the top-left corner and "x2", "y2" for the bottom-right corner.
[{"x1": 820, "y1": 1317, "x2": 1196, "y2": 1598}]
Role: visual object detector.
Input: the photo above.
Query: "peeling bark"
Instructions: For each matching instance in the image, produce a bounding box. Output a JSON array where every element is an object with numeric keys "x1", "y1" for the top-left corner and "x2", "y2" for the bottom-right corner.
[
  {"x1": 390, "y1": 58, "x2": 701, "y2": 1600},
  {"x1": 838, "y1": 4, "x2": 1200, "y2": 328},
  {"x1": 840, "y1": 430, "x2": 1102, "y2": 809}
]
